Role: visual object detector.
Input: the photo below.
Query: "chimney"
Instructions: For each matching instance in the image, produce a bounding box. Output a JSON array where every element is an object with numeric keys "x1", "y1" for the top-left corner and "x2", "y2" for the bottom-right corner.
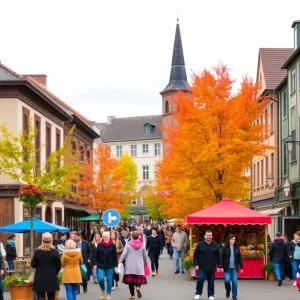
[
  {"x1": 107, "y1": 116, "x2": 115, "y2": 124},
  {"x1": 23, "y1": 74, "x2": 47, "y2": 87},
  {"x1": 292, "y1": 20, "x2": 300, "y2": 50}
]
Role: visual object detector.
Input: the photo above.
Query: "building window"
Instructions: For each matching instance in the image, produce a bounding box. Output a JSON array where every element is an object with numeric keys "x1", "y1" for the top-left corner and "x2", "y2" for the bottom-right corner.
[
  {"x1": 283, "y1": 144, "x2": 288, "y2": 175},
  {"x1": 141, "y1": 196, "x2": 147, "y2": 206},
  {"x1": 257, "y1": 162, "x2": 260, "y2": 187},
  {"x1": 22, "y1": 107, "x2": 30, "y2": 163},
  {"x1": 291, "y1": 68, "x2": 296, "y2": 94},
  {"x1": 154, "y1": 143, "x2": 161, "y2": 156},
  {"x1": 56, "y1": 129, "x2": 61, "y2": 168},
  {"x1": 253, "y1": 164, "x2": 256, "y2": 188},
  {"x1": 71, "y1": 179, "x2": 76, "y2": 194},
  {"x1": 265, "y1": 156, "x2": 268, "y2": 177},
  {"x1": 34, "y1": 114, "x2": 41, "y2": 174},
  {"x1": 79, "y1": 146, "x2": 84, "y2": 162},
  {"x1": 291, "y1": 107, "x2": 296, "y2": 161},
  {"x1": 116, "y1": 146, "x2": 123, "y2": 158},
  {"x1": 261, "y1": 159, "x2": 264, "y2": 186},
  {"x1": 165, "y1": 101, "x2": 169, "y2": 114},
  {"x1": 142, "y1": 165, "x2": 149, "y2": 180},
  {"x1": 154, "y1": 164, "x2": 158, "y2": 179},
  {"x1": 130, "y1": 145, "x2": 137, "y2": 157},
  {"x1": 283, "y1": 91, "x2": 288, "y2": 118},
  {"x1": 142, "y1": 144, "x2": 149, "y2": 154},
  {"x1": 271, "y1": 153, "x2": 275, "y2": 176},
  {"x1": 144, "y1": 124, "x2": 153, "y2": 135},
  {"x1": 46, "y1": 122, "x2": 51, "y2": 172},
  {"x1": 270, "y1": 103, "x2": 274, "y2": 131},
  {"x1": 72, "y1": 141, "x2": 76, "y2": 156},
  {"x1": 131, "y1": 199, "x2": 137, "y2": 206},
  {"x1": 264, "y1": 109, "x2": 268, "y2": 136},
  {"x1": 86, "y1": 150, "x2": 91, "y2": 164}
]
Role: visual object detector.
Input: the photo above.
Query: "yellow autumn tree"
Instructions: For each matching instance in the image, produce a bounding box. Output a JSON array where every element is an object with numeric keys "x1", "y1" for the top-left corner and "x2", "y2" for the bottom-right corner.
[{"x1": 156, "y1": 64, "x2": 273, "y2": 218}]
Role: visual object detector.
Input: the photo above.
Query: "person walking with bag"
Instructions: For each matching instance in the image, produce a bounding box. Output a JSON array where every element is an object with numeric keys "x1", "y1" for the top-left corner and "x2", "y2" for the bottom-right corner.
[
  {"x1": 111, "y1": 230, "x2": 123, "y2": 290},
  {"x1": 31, "y1": 232, "x2": 61, "y2": 300},
  {"x1": 119, "y1": 231, "x2": 148, "y2": 300},
  {"x1": 193, "y1": 230, "x2": 221, "y2": 300},
  {"x1": 94, "y1": 231, "x2": 118, "y2": 300},
  {"x1": 220, "y1": 234, "x2": 243, "y2": 300},
  {"x1": 61, "y1": 239, "x2": 83, "y2": 300},
  {"x1": 146, "y1": 227, "x2": 162, "y2": 277}
]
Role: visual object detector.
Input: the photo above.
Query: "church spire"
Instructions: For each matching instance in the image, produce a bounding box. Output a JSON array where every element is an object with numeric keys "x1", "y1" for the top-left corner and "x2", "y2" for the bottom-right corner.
[{"x1": 161, "y1": 22, "x2": 190, "y2": 94}]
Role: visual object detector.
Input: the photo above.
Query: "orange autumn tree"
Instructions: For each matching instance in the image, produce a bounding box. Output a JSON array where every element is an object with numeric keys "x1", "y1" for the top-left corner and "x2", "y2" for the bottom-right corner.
[
  {"x1": 79, "y1": 144, "x2": 128, "y2": 217},
  {"x1": 157, "y1": 64, "x2": 273, "y2": 218}
]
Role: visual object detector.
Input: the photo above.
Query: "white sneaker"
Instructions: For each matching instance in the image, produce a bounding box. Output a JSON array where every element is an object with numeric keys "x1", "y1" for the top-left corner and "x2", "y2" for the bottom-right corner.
[
  {"x1": 111, "y1": 287, "x2": 115, "y2": 291},
  {"x1": 208, "y1": 297, "x2": 215, "y2": 300},
  {"x1": 293, "y1": 281, "x2": 297, "y2": 286},
  {"x1": 194, "y1": 295, "x2": 200, "y2": 300}
]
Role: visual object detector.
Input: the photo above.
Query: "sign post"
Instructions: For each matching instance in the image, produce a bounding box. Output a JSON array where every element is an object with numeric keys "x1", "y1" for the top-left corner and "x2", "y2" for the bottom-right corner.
[{"x1": 102, "y1": 209, "x2": 121, "y2": 228}]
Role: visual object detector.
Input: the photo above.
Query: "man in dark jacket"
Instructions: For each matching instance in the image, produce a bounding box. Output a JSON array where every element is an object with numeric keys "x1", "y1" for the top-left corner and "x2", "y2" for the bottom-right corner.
[
  {"x1": 0, "y1": 252, "x2": 4, "y2": 300},
  {"x1": 269, "y1": 232, "x2": 288, "y2": 286},
  {"x1": 193, "y1": 230, "x2": 221, "y2": 300},
  {"x1": 75, "y1": 232, "x2": 92, "y2": 294}
]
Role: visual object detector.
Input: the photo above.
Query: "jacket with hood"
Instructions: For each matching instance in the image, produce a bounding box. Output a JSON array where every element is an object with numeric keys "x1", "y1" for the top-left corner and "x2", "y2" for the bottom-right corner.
[
  {"x1": 288, "y1": 240, "x2": 300, "y2": 259},
  {"x1": 269, "y1": 238, "x2": 288, "y2": 264},
  {"x1": 61, "y1": 248, "x2": 83, "y2": 283},
  {"x1": 119, "y1": 239, "x2": 147, "y2": 276},
  {"x1": 6, "y1": 240, "x2": 17, "y2": 262}
]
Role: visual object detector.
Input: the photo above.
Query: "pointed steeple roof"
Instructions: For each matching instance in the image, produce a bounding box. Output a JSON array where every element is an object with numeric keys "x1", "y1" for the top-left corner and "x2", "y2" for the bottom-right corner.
[{"x1": 161, "y1": 22, "x2": 190, "y2": 94}]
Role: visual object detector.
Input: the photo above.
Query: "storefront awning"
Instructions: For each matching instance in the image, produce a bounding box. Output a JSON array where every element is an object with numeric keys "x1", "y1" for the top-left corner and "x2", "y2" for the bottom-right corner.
[{"x1": 260, "y1": 207, "x2": 284, "y2": 215}]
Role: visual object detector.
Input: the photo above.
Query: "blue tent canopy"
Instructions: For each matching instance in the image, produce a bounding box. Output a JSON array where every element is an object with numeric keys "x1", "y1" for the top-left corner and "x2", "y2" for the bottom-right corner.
[{"x1": 0, "y1": 218, "x2": 70, "y2": 233}]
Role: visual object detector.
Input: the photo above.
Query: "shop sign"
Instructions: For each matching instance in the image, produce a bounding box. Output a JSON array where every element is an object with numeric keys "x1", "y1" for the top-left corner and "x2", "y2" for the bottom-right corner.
[{"x1": 283, "y1": 179, "x2": 291, "y2": 197}]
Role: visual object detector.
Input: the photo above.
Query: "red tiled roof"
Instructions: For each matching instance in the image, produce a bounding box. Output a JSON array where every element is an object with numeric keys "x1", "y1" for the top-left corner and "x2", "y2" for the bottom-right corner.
[
  {"x1": 0, "y1": 63, "x2": 24, "y2": 79},
  {"x1": 26, "y1": 76, "x2": 91, "y2": 125},
  {"x1": 258, "y1": 48, "x2": 293, "y2": 90}
]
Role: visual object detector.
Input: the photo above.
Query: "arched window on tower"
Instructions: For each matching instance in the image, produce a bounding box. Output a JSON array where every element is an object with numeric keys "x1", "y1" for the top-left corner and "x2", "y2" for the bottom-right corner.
[
  {"x1": 165, "y1": 101, "x2": 169, "y2": 114},
  {"x1": 72, "y1": 141, "x2": 76, "y2": 157}
]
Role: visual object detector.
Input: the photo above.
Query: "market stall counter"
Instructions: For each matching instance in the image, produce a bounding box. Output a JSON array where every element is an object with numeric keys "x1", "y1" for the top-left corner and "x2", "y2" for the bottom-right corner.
[{"x1": 184, "y1": 199, "x2": 271, "y2": 279}]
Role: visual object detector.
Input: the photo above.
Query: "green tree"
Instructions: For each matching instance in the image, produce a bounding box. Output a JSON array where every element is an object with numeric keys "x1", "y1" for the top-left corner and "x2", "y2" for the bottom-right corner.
[
  {"x1": 145, "y1": 191, "x2": 166, "y2": 221},
  {"x1": 0, "y1": 120, "x2": 80, "y2": 256}
]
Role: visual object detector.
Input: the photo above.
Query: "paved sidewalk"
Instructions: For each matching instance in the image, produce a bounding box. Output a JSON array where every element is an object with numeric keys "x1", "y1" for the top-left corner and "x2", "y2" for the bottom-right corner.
[{"x1": 4, "y1": 253, "x2": 300, "y2": 300}]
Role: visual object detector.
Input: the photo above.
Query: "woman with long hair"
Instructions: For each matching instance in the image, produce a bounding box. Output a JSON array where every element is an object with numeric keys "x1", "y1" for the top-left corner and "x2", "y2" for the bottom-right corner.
[
  {"x1": 165, "y1": 225, "x2": 174, "y2": 259},
  {"x1": 61, "y1": 239, "x2": 83, "y2": 300},
  {"x1": 31, "y1": 232, "x2": 61, "y2": 300},
  {"x1": 220, "y1": 234, "x2": 243, "y2": 300},
  {"x1": 110, "y1": 230, "x2": 124, "y2": 290},
  {"x1": 93, "y1": 231, "x2": 118, "y2": 300},
  {"x1": 90, "y1": 233, "x2": 101, "y2": 284},
  {"x1": 119, "y1": 231, "x2": 148, "y2": 300}
]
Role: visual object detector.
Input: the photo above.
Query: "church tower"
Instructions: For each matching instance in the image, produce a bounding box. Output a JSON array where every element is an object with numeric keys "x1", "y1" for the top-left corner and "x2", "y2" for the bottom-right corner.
[{"x1": 161, "y1": 20, "x2": 190, "y2": 138}]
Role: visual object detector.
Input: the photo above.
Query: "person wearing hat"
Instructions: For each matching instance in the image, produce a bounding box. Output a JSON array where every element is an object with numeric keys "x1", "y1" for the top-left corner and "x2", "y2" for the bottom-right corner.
[
  {"x1": 31, "y1": 232, "x2": 61, "y2": 300},
  {"x1": 62, "y1": 239, "x2": 83, "y2": 300}
]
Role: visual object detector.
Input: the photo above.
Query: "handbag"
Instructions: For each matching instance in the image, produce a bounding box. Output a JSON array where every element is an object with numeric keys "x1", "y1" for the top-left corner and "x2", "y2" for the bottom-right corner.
[
  {"x1": 27, "y1": 269, "x2": 35, "y2": 285},
  {"x1": 115, "y1": 263, "x2": 124, "y2": 275},
  {"x1": 144, "y1": 264, "x2": 150, "y2": 276},
  {"x1": 80, "y1": 263, "x2": 87, "y2": 277}
]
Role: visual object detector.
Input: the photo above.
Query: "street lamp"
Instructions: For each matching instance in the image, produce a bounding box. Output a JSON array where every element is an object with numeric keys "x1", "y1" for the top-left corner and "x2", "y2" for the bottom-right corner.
[
  {"x1": 284, "y1": 135, "x2": 300, "y2": 154},
  {"x1": 266, "y1": 173, "x2": 275, "y2": 189}
]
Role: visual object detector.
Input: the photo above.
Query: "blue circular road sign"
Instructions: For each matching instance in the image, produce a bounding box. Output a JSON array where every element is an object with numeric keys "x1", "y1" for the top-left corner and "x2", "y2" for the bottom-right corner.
[{"x1": 102, "y1": 209, "x2": 121, "y2": 227}]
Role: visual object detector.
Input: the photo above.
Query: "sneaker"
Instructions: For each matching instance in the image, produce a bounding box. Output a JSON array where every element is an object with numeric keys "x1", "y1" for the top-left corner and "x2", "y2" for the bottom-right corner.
[
  {"x1": 181, "y1": 271, "x2": 185, "y2": 274},
  {"x1": 194, "y1": 295, "x2": 200, "y2": 300},
  {"x1": 116, "y1": 282, "x2": 118, "y2": 287},
  {"x1": 226, "y1": 291, "x2": 230, "y2": 298},
  {"x1": 94, "y1": 280, "x2": 98, "y2": 284},
  {"x1": 208, "y1": 297, "x2": 215, "y2": 300},
  {"x1": 83, "y1": 286, "x2": 87, "y2": 293},
  {"x1": 175, "y1": 270, "x2": 180, "y2": 274},
  {"x1": 278, "y1": 279, "x2": 282, "y2": 286},
  {"x1": 232, "y1": 297, "x2": 237, "y2": 300},
  {"x1": 293, "y1": 281, "x2": 297, "y2": 286},
  {"x1": 111, "y1": 287, "x2": 115, "y2": 291}
]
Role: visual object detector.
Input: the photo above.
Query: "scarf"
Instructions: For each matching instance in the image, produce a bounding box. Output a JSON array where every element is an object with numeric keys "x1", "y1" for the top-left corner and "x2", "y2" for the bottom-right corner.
[
  {"x1": 7, "y1": 240, "x2": 15, "y2": 247},
  {"x1": 100, "y1": 238, "x2": 113, "y2": 247}
]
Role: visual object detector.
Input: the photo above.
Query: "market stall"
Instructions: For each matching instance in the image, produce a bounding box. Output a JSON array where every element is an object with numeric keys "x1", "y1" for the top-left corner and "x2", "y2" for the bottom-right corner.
[{"x1": 185, "y1": 198, "x2": 271, "y2": 279}]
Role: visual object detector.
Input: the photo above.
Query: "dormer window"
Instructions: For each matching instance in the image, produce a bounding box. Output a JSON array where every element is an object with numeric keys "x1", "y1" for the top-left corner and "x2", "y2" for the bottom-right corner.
[{"x1": 144, "y1": 123, "x2": 155, "y2": 135}]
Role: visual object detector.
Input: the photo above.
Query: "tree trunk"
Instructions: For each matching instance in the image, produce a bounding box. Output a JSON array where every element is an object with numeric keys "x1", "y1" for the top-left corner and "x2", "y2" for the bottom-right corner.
[{"x1": 30, "y1": 208, "x2": 34, "y2": 258}]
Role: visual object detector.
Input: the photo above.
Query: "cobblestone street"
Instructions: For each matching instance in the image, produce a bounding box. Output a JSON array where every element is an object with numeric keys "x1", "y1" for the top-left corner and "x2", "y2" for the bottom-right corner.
[{"x1": 5, "y1": 252, "x2": 300, "y2": 300}]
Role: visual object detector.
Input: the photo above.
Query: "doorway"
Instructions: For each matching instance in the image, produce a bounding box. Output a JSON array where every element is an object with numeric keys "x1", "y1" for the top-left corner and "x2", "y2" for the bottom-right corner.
[{"x1": 282, "y1": 217, "x2": 300, "y2": 240}]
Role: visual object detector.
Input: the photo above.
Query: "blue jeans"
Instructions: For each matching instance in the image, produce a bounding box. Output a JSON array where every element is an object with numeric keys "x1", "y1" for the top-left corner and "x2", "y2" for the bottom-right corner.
[
  {"x1": 7, "y1": 261, "x2": 14, "y2": 270},
  {"x1": 273, "y1": 263, "x2": 284, "y2": 280},
  {"x1": 166, "y1": 243, "x2": 173, "y2": 257},
  {"x1": 174, "y1": 250, "x2": 184, "y2": 272},
  {"x1": 92, "y1": 269, "x2": 97, "y2": 281},
  {"x1": 224, "y1": 268, "x2": 238, "y2": 297},
  {"x1": 196, "y1": 269, "x2": 215, "y2": 297},
  {"x1": 0, "y1": 275, "x2": 3, "y2": 300},
  {"x1": 290, "y1": 259, "x2": 300, "y2": 280},
  {"x1": 97, "y1": 268, "x2": 114, "y2": 295},
  {"x1": 64, "y1": 283, "x2": 77, "y2": 300}
]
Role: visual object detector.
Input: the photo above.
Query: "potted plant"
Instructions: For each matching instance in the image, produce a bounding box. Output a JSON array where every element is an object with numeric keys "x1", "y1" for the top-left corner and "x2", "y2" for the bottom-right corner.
[
  {"x1": 3, "y1": 274, "x2": 33, "y2": 300},
  {"x1": 262, "y1": 262, "x2": 275, "y2": 280}
]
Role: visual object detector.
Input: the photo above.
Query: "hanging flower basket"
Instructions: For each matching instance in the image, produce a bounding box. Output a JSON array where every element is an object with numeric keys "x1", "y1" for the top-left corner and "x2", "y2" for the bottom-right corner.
[{"x1": 19, "y1": 184, "x2": 46, "y2": 207}]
